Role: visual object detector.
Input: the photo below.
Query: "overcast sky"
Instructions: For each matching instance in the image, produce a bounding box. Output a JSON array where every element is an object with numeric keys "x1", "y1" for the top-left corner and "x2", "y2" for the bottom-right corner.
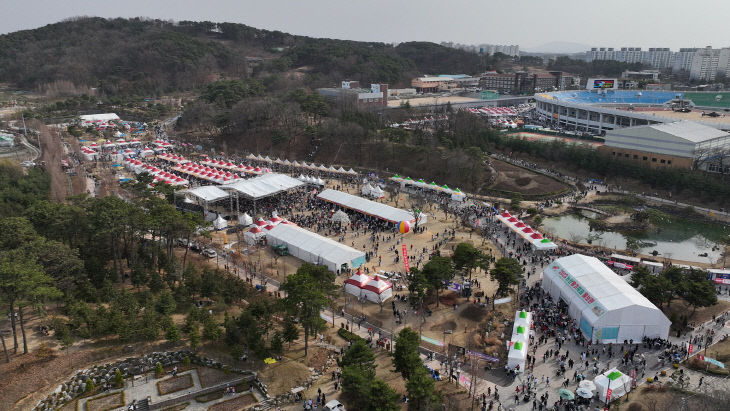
[{"x1": 2, "y1": 0, "x2": 728, "y2": 51}]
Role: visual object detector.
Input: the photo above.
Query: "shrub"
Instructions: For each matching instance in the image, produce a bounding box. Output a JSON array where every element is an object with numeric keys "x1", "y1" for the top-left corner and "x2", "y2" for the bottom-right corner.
[
  {"x1": 337, "y1": 328, "x2": 363, "y2": 343},
  {"x1": 155, "y1": 362, "x2": 164, "y2": 378}
]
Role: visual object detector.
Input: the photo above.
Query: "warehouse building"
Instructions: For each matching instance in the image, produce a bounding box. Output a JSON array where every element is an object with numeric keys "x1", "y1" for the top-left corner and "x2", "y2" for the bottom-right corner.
[
  {"x1": 542, "y1": 254, "x2": 671, "y2": 344},
  {"x1": 601, "y1": 120, "x2": 730, "y2": 172}
]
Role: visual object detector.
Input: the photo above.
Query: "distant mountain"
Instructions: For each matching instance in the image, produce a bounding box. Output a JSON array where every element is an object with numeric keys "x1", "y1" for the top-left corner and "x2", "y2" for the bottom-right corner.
[{"x1": 525, "y1": 42, "x2": 591, "y2": 54}]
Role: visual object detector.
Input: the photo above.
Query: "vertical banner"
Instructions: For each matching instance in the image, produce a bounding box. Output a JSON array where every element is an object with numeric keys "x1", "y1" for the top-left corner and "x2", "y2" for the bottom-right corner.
[
  {"x1": 606, "y1": 388, "x2": 612, "y2": 401},
  {"x1": 402, "y1": 244, "x2": 410, "y2": 273},
  {"x1": 688, "y1": 344, "x2": 694, "y2": 355}
]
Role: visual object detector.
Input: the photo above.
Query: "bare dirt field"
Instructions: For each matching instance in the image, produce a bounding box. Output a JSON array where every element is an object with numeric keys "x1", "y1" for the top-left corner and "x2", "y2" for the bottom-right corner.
[
  {"x1": 387, "y1": 96, "x2": 482, "y2": 107},
  {"x1": 157, "y1": 374, "x2": 194, "y2": 395},
  {"x1": 510, "y1": 132, "x2": 603, "y2": 147},
  {"x1": 489, "y1": 159, "x2": 570, "y2": 195},
  {"x1": 207, "y1": 393, "x2": 257, "y2": 411},
  {"x1": 85, "y1": 392, "x2": 124, "y2": 411}
]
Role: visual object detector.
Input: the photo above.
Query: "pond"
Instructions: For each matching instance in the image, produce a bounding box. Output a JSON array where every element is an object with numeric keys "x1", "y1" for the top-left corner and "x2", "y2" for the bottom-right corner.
[{"x1": 541, "y1": 213, "x2": 729, "y2": 264}]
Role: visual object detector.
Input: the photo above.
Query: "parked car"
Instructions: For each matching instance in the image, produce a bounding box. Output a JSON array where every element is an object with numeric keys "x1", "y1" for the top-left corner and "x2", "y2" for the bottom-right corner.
[
  {"x1": 202, "y1": 248, "x2": 217, "y2": 258},
  {"x1": 323, "y1": 400, "x2": 345, "y2": 411},
  {"x1": 176, "y1": 238, "x2": 189, "y2": 247},
  {"x1": 190, "y1": 242, "x2": 202, "y2": 253}
]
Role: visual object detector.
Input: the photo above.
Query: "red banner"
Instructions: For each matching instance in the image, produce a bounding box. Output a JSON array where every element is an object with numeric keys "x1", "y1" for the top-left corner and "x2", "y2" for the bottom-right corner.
[
  {"x1": 606, "y1": 388, "x2": 612, "y2": 401},
  {"x1": 688, "y1": 344, "x2": 694, "y2": 355},
  {"x1": 402, "y1": 244, "x2": 410, "y2": 273}
]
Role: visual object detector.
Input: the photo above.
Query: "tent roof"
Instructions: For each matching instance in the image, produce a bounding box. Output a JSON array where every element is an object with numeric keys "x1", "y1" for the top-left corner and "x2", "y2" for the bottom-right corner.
[
  {"x1": 182, "y1": 186, "x2": 230, "y2": 202},
  {"x1": 267, "y1": 224, "x2": 365, "y2": 268},
  {"x1": 317, "y1": 189, "x2": 425, "y2": 224},
  {"x1": 547, "y1": 254, "x2": 666, "y2": 314},
  {"x1": 221, "y1": 173, "x2": 304, "y2": 199}
]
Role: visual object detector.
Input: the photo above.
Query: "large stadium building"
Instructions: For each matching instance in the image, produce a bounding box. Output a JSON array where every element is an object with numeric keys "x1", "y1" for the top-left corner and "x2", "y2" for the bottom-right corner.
[{"x1": 535, "y1": 90, "x2": 730, "y2": 134}]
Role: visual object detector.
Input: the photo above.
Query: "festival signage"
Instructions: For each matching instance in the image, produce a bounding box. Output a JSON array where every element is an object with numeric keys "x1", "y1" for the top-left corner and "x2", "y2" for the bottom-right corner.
[
  {"x1": 696, "y1": 355, "x2": 726, "y2": 369},
  {"x1": 494, "y1": 297, "x2": 512, "y2": 305},
  {"x1": 420, "y1": 335, "x2": 444, "y2": 347},
  {"x1": 688, "y1": 344, "x2": 693, "y2": 355},
  {"x1": 466, "y1": 350, "x2": 500, "y2": 363},
  {"x1": 551, "y1": 263, "x2": 606, "y2": 317},
  {"x1": 402, "y1": 244, "x2": 410, "y2": 273},
  {"x1": 606, "y1": 388, "x2": 612, "y2": 401}
]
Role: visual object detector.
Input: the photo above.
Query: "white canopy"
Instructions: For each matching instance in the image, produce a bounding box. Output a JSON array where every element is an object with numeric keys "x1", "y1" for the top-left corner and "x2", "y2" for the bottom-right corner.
[
  {"x1": 213, "y1": 214, "x2": 228, "y2": 230},
  {"x1": 318, "y1": 189, "x2": 427, "y2": 225},
  {"x1": 239, "y1": 213, "x2": 254, "y2": 226},
  {"x1": 244, "y1": 227, "x2": 265, "y2": 245},
  {"x1": 542, "y1": 254, "x2": 671, "y2": 343},
  {"x1": 266, "y1": 224, "x2": 366, "y2": 272},
  {"x1": 507, "y1": 339, "x2": 527, "y2": 370},
  {"x1": 345, "y1": 272, "x2": 372, "y2": 298},
  {"x1": 594, "y1": 369, "x2": 632, "y2": 402},
  {"x1": 221, "y1": 173, "x2": 304, "y2": 200},
  {"x1": 182, "y1": 186, "x2": 230, "y2": 203},
  {"x1": 331, "y1": 210, "x2": 351, "y2": 224}
]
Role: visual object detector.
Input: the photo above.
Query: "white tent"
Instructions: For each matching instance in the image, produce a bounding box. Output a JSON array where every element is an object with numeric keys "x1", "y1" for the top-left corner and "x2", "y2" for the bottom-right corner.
[
  {"x1": 221, "y1": 173, "x2": 304, "y2": 200},
  {"x1": 239, "y1": 213, "x2": 254, "y2": 226},
  {"x1": 507, "y1": 340, "x2": 527, "y2": 370},
  {"x1": 370, "y1": 186, "x2": 385, "y2": 198},
  {"x1": 451, "y1": 188, "x2": 467, "y2": 202},
  {"x1": 266, "y1": 224, "x2": 366, "y2": 272},
  {"x1": 331, "y1": 210, "x2": 351, "y2": 224},
  {"x1": 511, "y1": 325, "x2": 530, "y2": 344},
  {"x1": 344, "y1": 272, "x2": 372, "y2": 299},
  {"x1": 182, "y1": 186, "x2": 230, "y2": 203},
  {"x1": 542, "y1": 254, "x2": 671, "y2": 343},
  {"x1": 594, "y1": 369, "x2": 632, "y2": 402},
  {"x1": 361, "y1": 277, "x2": 393, "y2": 303},
  {"x1": 318, "y1": 189, "x2": 427, "y2": 225},
  {"x1": 361, "y1": 184, "x2": 373, "y2": 196},
  {"x1": 213, "y1": 214, "x2": 228, "y2": 230},
  {"x1": 514, "y1": 310, "x2": 532, "y2": 328},
  {"x1": 244, "y1": 227, "x2": 265, "y2": 245}
]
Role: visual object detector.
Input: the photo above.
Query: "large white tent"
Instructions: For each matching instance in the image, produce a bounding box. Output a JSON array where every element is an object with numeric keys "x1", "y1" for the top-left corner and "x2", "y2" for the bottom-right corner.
[
  {"x1": 594, "y1": 369, "x2": 632, "y2": 402},
  {"x1": 221, "y1": 173, "x2": 304, "y2": 200},
  {"x1": 318, "y1": 189, "x2": 427, "y2": 225},
  {"x1": 266, "y1": 224, "x2": 366, "y2": 272},
  {"x1": 542, "y1": 254, "x2": 671, "y2": 343}
]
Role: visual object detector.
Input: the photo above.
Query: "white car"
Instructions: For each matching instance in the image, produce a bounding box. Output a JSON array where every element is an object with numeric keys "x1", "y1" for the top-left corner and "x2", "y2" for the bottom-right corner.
[
  {"x1": 323, "y1": 400, "x2": 345, "y2": 411},
  {"x1": 202, "y1": 248, "x2": 217, "y2": 258}
]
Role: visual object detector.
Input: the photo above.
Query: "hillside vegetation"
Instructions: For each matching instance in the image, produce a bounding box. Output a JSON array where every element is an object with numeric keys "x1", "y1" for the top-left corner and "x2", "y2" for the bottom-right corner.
[{"x1": 0, "y1": 17, "x2": 481, "y2": 96}]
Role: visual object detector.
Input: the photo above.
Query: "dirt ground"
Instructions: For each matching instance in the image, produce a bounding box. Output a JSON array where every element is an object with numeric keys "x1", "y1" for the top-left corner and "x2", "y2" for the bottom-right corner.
[
  {"x1": 489, "y1": 159, "x2": 569, "y2": 195},
  {"x1": 386, "y1": 96, "x2": 482, "y2": 108},
  {"x1": 207, "y1": 393, "x2": 257, "y2": 411},
  {"x1": 618, "y1": 384, "x2": 725, "y2": 411},
  {"x1": 511, "y1": 132, "x2": 603, "y2": 148},
  {"x1": 85, "y1": 392, "x2": 124, "y2": 411}
]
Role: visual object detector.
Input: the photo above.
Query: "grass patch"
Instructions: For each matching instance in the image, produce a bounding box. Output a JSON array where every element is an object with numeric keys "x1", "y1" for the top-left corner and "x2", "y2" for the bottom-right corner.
[
  {"x1": 86, "y1": 391, "x2": 125, "y2": 411},
  {"x1": 157, "y1": 373, "x2": 194, "y2": 396}
]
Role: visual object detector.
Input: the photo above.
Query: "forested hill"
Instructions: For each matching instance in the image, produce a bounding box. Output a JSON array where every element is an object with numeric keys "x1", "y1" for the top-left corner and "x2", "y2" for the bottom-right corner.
[{"x1": 0, "y1": 17, "x2": 481, "y2": 96}]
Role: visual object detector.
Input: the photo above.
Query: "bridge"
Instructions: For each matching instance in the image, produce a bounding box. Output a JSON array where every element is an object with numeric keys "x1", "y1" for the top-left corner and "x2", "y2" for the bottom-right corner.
[{"x1": 571, "y1": 205, "x2": 611, "y2": 216}]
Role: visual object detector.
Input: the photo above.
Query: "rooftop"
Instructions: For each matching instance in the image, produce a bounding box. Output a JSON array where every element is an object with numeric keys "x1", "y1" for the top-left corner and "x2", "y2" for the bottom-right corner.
[{"x1": 647, "y1": 120, "x2": 729, "y2": 143}]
